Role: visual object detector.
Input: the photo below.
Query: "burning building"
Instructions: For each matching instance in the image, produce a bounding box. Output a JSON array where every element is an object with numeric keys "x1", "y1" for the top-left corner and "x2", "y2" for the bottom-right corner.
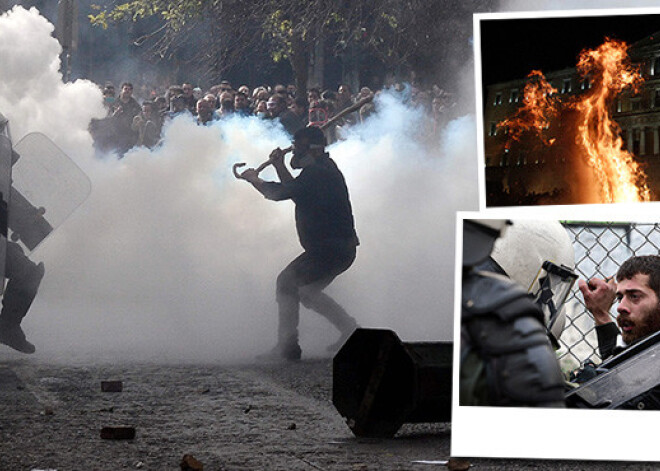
[{"x1": 483, "y1": 32, "x2": 660, "y2": 206}]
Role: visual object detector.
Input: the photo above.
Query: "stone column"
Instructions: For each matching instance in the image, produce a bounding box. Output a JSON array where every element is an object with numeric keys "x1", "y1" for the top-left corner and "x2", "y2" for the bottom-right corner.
[
  {"x1": 640, "y1": 126, "x2": 646, "y2": 155},
  {"x1": 628, "y1": 128, "x2": 634, "y2": 153}
]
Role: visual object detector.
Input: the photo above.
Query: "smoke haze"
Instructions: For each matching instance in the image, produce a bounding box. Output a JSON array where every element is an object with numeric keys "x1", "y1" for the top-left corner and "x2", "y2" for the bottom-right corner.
[{"x1": 0, "y1": 6, "x2": 478, "y2": 362}]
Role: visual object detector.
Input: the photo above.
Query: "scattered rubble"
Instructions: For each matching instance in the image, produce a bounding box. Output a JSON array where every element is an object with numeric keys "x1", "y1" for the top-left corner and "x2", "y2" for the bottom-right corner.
[
  {"x1": 101, "y1": 381, "x2": 123, "y2": 392},
  {"x1": 180, "y1": 454, "x2": 204, "y2": 471},
  {"x1": 100, "y1": 426, "x2": 136, "y2": 440}
]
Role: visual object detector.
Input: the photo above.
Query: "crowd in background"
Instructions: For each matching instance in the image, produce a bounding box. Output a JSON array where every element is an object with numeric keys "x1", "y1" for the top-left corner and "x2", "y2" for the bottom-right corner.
[{"x1": 89, "y1": 78, "x2": 455, "y2": 157}]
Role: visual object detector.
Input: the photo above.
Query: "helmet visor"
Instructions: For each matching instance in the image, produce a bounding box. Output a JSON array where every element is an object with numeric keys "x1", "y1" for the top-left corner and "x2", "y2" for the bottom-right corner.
[{"x1": 529, "y1": 260, "x2": 578, "y2": 347}]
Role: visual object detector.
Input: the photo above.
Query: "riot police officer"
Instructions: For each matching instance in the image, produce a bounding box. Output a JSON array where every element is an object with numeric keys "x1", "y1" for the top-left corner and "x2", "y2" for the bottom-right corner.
[
  {"x1": 0, "y1": 113, "x2": 45, "y2": 354},
  {"x1": 460, "y1": 219, "x2": 574, "y2": 407}
]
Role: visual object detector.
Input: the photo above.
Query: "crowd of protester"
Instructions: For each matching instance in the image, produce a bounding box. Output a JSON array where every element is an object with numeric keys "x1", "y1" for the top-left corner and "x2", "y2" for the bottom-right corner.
[{"x1": 89, "y1": 78, "x2": 455, "y2": 157}]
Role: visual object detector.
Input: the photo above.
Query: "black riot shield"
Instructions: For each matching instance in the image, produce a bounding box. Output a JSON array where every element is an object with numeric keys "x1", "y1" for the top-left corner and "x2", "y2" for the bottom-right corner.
[
  {"x1": 9, "y1": 132, "x2": 91, "y2": 252},
  {"x1": 565, "y1": 330, "x2": 660, "y2": 409}
]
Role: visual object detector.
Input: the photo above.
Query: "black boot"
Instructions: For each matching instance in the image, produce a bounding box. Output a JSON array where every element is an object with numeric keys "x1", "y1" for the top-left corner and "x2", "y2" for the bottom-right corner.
[
  {"x1": 0, "y1": 261, "x2": 44, "y2": 354},
  {"x1": 256, "y1": 343, "x2": 302, "y2": 362},
  {"x1": 0, "y1": 323, "x2": 35, "y2": 354}
]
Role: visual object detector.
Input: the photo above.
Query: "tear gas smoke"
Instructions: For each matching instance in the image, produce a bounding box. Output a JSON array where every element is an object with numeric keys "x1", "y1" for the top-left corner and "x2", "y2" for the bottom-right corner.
[{"x1": 0, "y1": 6, "x2": 478, "y2": 363}]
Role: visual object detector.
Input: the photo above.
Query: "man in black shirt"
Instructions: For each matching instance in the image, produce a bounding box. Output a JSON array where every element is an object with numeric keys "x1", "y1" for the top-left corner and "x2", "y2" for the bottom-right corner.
[{"x1": 237, "y1": 126, "x2": 359, "y2": 360}]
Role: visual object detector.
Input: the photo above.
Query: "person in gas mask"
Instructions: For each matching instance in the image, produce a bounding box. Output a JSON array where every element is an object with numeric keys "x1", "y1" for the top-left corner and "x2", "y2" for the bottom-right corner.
[
  {"x1": 236, "y1": 126, "x2": 359, "y2": 361},
  {"x1": 461, "y1": 218, "x2": 575, "y2": 407},
  {"x1": 0, "y1": 113, "x2": 45, "y2": 354}
]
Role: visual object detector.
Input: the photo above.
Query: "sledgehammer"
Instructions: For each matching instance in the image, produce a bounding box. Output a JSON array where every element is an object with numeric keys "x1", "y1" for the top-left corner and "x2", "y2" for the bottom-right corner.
[
  {"x1": 233, "y1": 146, "x2": 292, "y2": 180},
  {"x1": 232, "y1": 95, "x2": 374, "y2": 180}
]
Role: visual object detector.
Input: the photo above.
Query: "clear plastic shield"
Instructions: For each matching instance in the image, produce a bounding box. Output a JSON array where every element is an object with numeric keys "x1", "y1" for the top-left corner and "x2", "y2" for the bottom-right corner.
[
  {"x1": 10, "y1": 132, "x2": 91, "y2": 252},
  {"x1": 566, "y1": 331, "x2": 660, "y2": 409},
  {"x1": 0, "y1": 134, "x2": 11, "y2": 286},
  {"x1": 530, "y1": 261, "x2": 578, "y2": 329}
]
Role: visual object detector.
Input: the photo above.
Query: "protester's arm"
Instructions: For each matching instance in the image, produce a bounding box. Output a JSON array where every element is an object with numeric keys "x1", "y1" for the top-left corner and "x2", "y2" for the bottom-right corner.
[
  {"x1": 238, "y1": 168, "x2": 269, "y2": 195},
  {"x1": 578, "y1": 277, "x2": 617, "y2": 326},
  {"x1": 578, "y1": 277, "x2": 620, "y2": 359},
  {"x1": 268, "y1": 147, "x2": 294, "y2": 183},
  {"x1": 238, "y1": 168, "x2": 295, "y2": 201},
  {"x1": 595, "y1": 322, "x2": 620, "y2": 359}
]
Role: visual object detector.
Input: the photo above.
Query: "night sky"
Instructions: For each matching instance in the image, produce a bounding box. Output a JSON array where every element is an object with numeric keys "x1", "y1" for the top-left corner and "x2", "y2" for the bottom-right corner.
[{"x1": 479, "y1": 12, "x2": 660, "y2": 86}]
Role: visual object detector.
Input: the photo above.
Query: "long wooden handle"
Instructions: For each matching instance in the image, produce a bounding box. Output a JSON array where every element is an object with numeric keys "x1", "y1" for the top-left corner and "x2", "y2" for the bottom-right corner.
[
  {"x1": 235, "y1": 94, "x2": 374, "y2": 179},
  {"x1": 319, "y1": 95, "x2": 373, "y2": 130},
  {"x1": 255, "y1": 146, "x2": 292, "y2": 173}
]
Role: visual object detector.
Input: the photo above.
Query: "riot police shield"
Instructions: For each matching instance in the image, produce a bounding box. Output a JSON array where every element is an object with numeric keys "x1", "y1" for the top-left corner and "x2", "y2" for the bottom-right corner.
[
  {"x1": 566, "y1": 330, "x2": 660, "y2": 409},
  {"x1": 0, "y1": 131, "x2": 12, "y2": 287},
  {"x1": 10, "y1": 132, "x2": 91, "y2": 252}
]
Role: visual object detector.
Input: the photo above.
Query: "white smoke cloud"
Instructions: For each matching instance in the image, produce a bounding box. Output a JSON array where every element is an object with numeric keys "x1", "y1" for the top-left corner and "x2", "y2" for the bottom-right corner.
[
  {"x1": 0, "y1": 7, "x2": 104, "y2": 154},
  {"x1": 0, "y1": 6, "x2": 478, "y2": 362}
]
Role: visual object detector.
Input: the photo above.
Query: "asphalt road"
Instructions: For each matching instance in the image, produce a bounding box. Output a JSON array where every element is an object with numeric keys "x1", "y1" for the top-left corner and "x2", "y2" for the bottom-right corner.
[{"x1": 0, "y1": 356, "x2": 657, "y2": 470}]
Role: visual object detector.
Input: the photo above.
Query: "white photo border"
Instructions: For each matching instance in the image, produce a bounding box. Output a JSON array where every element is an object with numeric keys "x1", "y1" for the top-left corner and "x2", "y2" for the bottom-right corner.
[{"x1": 452, "y1": 210, "x2": 660, "y2": 461}]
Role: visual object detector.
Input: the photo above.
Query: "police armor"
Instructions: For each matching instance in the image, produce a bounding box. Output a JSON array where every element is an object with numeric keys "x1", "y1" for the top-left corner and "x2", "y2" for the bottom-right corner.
[{"x1": 460, "y1": 268, "x2": 566, "y2": 407}]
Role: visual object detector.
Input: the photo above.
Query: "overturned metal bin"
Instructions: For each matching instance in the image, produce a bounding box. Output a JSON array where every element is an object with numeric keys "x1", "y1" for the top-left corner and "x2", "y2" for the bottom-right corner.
[{"x1": 332, "y1": 328, "x2": 452, "y2": 438}]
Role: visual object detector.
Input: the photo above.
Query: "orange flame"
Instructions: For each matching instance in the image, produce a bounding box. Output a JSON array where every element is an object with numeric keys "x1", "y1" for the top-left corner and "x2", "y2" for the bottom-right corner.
[
  {"x1": 498, "y1": 38, "x2": 651, "y2": 203},
  {"x1": 498, "y1": 70, "x2": 558, "y2": 149},
  {"x1": 574, "y1": 38, "x2": 649, "y2": 203}
]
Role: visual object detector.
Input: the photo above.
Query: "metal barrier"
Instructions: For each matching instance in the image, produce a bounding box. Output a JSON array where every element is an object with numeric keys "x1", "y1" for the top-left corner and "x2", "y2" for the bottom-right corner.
[
  {"x1": 332, "y1": 328, "x2": 452, "y2": 438},
  {"x1": 560, "y1": 222, "x2": 660, "y2": 370}
]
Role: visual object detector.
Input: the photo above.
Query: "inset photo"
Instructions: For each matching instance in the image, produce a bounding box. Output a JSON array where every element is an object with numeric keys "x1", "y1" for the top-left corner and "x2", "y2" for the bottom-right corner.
[
  {"x1": 459, "y1": 217, "x2": 660, "y2": 410},
  {"x1": 453, "y1": 215, "x2": 660, "y2": 459},
  {"x1": 476, "y1": 9, "x2": 660, "y2": 207}
]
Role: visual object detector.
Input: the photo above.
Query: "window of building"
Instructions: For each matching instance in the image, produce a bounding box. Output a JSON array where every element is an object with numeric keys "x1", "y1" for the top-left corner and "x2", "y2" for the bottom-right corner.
[
  {"x1": 489, "y1": 122, "x2": 497, "y2": 136},
  {"x1": 654, "y1": 56, "x2": 660, "y2": 76},
  {"x1": 616, "y1": 99, "x2": 622, "y2": 113},
  {"x1": 654, "y1": 89, "x2": 660, "y2": 108},
  {"x1": 494, "y1": 93, "x2": 502, "y2": 106},
  {"x1": 561, "y1": 79, "x2": 572, "y2": 94},
  {"x1": 509, "y1": 89, "x2": 519, "y2": 103},
  {"x1": 631, "y1": 97, "x2": 642, "y2": 112},
  {"x1": 500, "y1": 149, "x2": 509, "y2": 167},
  {"x1": 580, "y1": 78, "x2": 593, "y2": 90}
]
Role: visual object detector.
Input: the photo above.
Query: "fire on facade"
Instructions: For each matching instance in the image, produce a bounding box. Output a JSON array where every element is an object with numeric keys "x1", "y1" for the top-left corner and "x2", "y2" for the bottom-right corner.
[{"x1": 484, "y1": 33, "x2": 660, "y2": 206}]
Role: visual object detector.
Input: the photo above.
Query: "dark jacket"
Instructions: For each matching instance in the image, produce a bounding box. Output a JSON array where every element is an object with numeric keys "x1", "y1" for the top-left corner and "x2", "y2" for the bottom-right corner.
[{"x1": 260, "y1": 155, "x2": 358, "y2": 251}]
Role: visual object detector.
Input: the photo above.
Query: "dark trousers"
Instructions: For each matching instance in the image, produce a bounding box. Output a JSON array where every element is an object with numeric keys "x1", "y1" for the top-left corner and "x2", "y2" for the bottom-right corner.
[
  {"x1": 0, "y1": 241, "x2": 43, "y2": 326},
  {"x1": 276, "y1": 244, "x2": 357, "y2": 347}
]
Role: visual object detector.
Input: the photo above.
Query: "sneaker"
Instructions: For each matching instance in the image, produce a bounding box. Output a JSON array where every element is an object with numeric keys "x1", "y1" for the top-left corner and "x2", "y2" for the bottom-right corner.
[
  {"x1": 0, "y1": 325, "x2": 35, "y2": 354},
  {"x1": 256, "y1": 343, "x2": 302, "y2": 362}
]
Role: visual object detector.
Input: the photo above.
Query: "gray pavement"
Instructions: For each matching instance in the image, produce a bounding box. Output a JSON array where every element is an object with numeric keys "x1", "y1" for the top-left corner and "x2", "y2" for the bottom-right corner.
[{"x1": 0, "y1": 357, "x2": 657, "y2": 470}]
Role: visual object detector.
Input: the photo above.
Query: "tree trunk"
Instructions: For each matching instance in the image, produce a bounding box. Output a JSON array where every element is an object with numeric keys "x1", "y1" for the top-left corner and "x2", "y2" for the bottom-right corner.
[{"x1": 289, "y1": 30, "x2": 309, "y2": 99}]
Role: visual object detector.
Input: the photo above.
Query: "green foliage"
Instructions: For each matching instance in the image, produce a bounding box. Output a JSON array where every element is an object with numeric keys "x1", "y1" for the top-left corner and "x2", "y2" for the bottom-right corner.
[
  {"x1": 89, "y1": 1, "x2": 210, "y2": 30},
  {"x1": 85, "y1": 0, "x2": 492, "y2": 86},
  {"x1": 264, "y1": 9, "x2": 294, "y2": 63}
]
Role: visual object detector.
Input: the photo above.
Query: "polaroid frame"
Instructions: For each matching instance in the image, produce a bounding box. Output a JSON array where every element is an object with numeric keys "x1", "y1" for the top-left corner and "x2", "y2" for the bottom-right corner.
[{"x1": 452, "y1": 210, "x2": 660, "y2": 461}]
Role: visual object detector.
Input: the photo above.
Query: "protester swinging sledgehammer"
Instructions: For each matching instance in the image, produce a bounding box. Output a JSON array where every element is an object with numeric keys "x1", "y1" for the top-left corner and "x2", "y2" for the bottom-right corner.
[{"x1": 235, "y1": 126, "x2": 359, "y2": 361}]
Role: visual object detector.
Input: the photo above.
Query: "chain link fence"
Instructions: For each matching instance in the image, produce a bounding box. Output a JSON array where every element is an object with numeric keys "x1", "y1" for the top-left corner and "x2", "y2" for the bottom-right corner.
[{"x1": 558, "y1": 222, "x2": 660, "y2": 371}]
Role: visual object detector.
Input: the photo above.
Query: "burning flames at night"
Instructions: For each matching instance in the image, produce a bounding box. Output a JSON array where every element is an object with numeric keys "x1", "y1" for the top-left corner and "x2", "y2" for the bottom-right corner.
[
  {"x1": 498, "y1": 70, "x2": 558, "y2": 148},
  {"x1": 499, "y1": 38, "x2": 651, "y2": 204},
  {"x1": 574, "y1": 38, "x2": 650, "y2": 203}
]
